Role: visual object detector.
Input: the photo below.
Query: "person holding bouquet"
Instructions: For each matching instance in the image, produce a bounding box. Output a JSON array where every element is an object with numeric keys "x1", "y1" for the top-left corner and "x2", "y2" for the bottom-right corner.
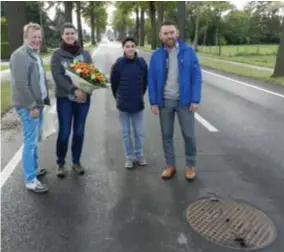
[
  {"x1": 51, "y1": 23, "x2": 92, "y2": 177},
  {"x1": 110, "y1": 37, "x2": 148, "y2": 169}
]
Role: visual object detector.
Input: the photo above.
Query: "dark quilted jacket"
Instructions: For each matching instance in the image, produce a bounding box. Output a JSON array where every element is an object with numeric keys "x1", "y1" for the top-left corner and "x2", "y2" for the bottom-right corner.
[{"x1": 110, "y1": 54, "x2": 148, "y2": 113}]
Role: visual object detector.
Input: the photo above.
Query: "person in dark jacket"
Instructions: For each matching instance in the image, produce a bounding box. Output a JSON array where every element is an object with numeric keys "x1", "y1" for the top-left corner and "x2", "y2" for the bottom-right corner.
[
  {"x1": 51, "y1": 23, "x2": 93, "y2": 177},
  {"x1": 110, "y1": 37, "x2": 148, "y2": 169}
]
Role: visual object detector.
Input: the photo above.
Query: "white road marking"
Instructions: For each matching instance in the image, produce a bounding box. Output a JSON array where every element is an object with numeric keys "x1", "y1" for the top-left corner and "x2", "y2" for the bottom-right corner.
[
  {"x1": 202, "y1": 70, "x2": 284, "y2": 99},
  {"x1": 0, "y1": 103, "x2": 57, "y2": 189},
  {"x1": 195, "y1": 112, "x2": 219, "y2": 132},
  {"x1": 1, "y1": 146, "x2": 23, "y2": 189}
]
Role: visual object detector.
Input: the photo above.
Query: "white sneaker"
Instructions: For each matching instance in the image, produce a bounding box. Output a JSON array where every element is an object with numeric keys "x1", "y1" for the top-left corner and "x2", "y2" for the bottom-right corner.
[
  {"x1": 125, "y1": 159, "x2": 134, "y2": 169},
  {"x1": 25, "y1": 178, "x2": 48, "y2": 193}
]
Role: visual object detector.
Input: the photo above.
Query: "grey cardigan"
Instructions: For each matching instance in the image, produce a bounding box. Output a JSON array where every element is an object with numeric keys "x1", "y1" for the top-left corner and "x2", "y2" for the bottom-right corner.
[
  {"x1": 50, "y1": 47, "x2": 93, "y2": 98},
  {"x1": 10, "y1": 44, "x2": 50, "y2": 110}
]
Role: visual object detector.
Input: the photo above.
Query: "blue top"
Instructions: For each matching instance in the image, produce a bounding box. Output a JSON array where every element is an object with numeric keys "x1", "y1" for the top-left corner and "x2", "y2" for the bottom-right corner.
[
  {"x1": 148, "y1": 40, "x2": 202, "y2": 106},
  {"x1": 110, "y1": 54, "x2": 148, "y2": 113}
]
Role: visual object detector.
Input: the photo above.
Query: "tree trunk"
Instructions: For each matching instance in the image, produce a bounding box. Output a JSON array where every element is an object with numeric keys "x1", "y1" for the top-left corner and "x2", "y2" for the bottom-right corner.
[
  {"x1": 177, "y1": 1, "x2": 186, "y2": 41},
  {"x1": 157, "y1": 2, "x2": 164, "y2": 47},
  {"x1": 139, "y1": 9, "x2": 145, "y2": 46},
  {"x1": 193, "y1": 3, "x2": 201, "y2": 51},
  {"x1": 89, "y1": 1, "x2": 95, "y2": 45},
  {"x1": 149, "y1": 1, "x2": 157, "y2": 50},
  {"x1": 273, "y1": 18, "x2": 284, "y2": 77},
  {"x1": 76, "y1": 1, "x2": 83, "y2": 47},
  {"x1": 64, "y1": 1, "x2": 73, "y2": 23},
  {"x1": 38, "y1": 2, "x2": 48, "y2": 53},
  {"x1": 96, "y1": 17, "x2": 101, "y2": 43},
  {"x1": 135, "y1": 7, "x2": 140, "y2": 43},
  {"x1": 203, "y1": 26, "x2": 208, "y2": 45},
  {"x1": 3, "y1": 1, "x2": 27, "y2": 54}
]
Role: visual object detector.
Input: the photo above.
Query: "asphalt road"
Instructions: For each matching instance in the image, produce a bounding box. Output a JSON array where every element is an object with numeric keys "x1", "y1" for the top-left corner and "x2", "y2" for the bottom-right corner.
[{"x1": 1, "y1": 41, "x2": 284, "y2": 252}]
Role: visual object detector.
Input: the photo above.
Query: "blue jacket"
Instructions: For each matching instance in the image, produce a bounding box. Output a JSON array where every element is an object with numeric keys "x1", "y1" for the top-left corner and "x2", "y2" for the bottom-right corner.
[
  {"x1": 110, "y1": 54, "x2": 148, "y2": 113},
  {"x1": 148, "y1": 40, "x2": 202, "y2": 106}
]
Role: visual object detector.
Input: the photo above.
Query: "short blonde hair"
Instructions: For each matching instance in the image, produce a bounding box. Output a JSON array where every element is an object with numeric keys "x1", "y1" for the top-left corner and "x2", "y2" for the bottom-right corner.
[{"x1": 23, "y1": 22, "x2": 41, "y2": 38}]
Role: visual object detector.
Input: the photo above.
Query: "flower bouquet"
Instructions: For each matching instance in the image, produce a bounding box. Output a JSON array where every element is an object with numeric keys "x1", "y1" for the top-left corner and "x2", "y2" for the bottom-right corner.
[{"x1": 64, "y1": 60, "x2": 108, "y2": 95}]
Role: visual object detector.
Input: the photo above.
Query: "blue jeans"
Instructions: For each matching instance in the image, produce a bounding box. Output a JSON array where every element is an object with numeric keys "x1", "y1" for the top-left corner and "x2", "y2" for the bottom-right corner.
[
  {"x1": 56, "y1": 97, "x2": 90, "y2": 166},
  {"x1": 118, "y1": 110, "x2": 144, "y2": 159},
  {"x1": 16, "y1": 108, "x2": 43, "y2": 183},
  {"x1": 159, "y1": 99, "x2": 197, "y2": 167}
]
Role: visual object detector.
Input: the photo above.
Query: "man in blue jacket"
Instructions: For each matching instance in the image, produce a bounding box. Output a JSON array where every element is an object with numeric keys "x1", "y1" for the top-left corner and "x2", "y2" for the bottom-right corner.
[
  {"x1": 148, "y1": 21, "x2": 202, "y2": 180},
  {"x1": 110, "y1": 37, "x2": 148, "y2": 169}
]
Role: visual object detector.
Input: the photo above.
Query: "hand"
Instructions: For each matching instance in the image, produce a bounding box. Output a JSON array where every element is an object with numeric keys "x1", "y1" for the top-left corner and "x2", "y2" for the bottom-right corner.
[
  {"x1": 30, "y1": 107, "x2": 39, "y2": 118},
  {"x1": 74, "y1": 89, "x2": 87, "y2": 103},
  {"x1": 151, "y1": 105, "x2": 159, "y2": 115},
  {"x1": 189, "y1": 103, "x2": 199, "y2": 112}
]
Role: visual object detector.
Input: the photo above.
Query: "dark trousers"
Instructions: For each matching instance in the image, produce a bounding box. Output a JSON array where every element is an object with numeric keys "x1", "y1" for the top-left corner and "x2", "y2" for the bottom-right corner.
[{"x1": 56, "y1": 97, "x2": 90, "y2": 166}]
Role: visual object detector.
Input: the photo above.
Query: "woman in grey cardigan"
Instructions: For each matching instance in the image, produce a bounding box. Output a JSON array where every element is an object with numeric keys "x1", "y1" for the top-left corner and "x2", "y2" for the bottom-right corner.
[{"x1": 51, "y1": 23, "x2": 93, "y2": 177}]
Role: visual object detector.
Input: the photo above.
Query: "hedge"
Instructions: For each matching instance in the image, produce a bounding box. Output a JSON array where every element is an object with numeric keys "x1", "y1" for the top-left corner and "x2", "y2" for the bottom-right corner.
[{"x1": 1, "y1": 42, "x2": 10, "y2": 59}]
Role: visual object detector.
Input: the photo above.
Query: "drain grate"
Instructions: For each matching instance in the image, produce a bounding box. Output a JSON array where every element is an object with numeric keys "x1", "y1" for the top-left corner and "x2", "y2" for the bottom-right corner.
[{"x1": 186, "y1": 198, "x2": 277, "y2": 250}]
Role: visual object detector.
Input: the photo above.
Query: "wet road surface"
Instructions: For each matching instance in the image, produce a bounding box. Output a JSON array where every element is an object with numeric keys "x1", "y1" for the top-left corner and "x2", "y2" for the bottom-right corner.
[{"x1": 1, "y1": 42, "x2": 284, "y2": 252}]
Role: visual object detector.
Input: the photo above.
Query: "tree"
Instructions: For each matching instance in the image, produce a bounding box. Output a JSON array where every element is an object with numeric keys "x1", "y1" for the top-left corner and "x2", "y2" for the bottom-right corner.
[
  {"x1": 3, "y1": 1, "x2": 28, "y2": 53},
  {"x1": 64, "y1": 1, "x2": 73, "y2": 23},
  {"x1": 273, "y1": 18, "x2": 284, "y2": 77},
  {"x1": 149, "y1": 1, "x2": 157, "y2": 49},
  {"x1": 75, "y1": 1, "x2": 83, "y2": 47},
  {"x1": 192, "y1": 2, "x2": 201, "y2": 50},
  {"x1": 177, "y1": 1, "x2": 186, "y2": 41},
  {"x1": 89, "y1": 1, "x2": 95, "y2": 44},
  {"x1": 140, "y1": 8, "x2": 145, "y2": 46}
]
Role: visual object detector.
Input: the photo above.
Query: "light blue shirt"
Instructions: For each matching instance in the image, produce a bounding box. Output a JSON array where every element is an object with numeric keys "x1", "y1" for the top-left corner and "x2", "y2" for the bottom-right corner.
[{"x1": 33, "y1": 51, "x2": 47, "y2": 100}]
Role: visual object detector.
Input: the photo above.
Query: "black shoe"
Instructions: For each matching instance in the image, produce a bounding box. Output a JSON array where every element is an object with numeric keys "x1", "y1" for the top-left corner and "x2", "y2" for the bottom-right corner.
[
  {"x1": 57, "y1": 165, "x2": 67, "y2": 178},
  {"x1": 36, "y1": 167, "x2": 47, "y2": 177}
]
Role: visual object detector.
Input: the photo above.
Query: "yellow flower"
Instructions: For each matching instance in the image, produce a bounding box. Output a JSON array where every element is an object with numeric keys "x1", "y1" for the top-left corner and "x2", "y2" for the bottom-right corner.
[
  {"x1": 76, "y1": 69, "x2": 82, "y2": 74},
  {"x1": 91, "y1": 74, "x2": 96, "y2": 80}
]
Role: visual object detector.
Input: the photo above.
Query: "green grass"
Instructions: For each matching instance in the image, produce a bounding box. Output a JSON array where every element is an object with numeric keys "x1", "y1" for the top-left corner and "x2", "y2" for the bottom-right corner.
[
  {"x1": 138, "y1": 46, "x2": 284, "y2": 86},
  {"x1": 43, "y1": 64, "x2": 50, "y2": 71},
  {"x1": 199, "y1": 57, "x2": 283, "y2": 86},
  {"x1": 1, "y1": 65, "x2": 9, "y2": 71},
  {"x1": 1, "y1": 81, "x2": 11, "y2": 115},
  {"x1": 199, "y1": 53, "x2": 275, "y2": 68},
  {"x1": 198, "y1": 44, "x2": 277, "y2": 68},
  {"x1": 85, "y1": 44, "x2": 96, "y2": 51},
  {"x1": 40, "y1": 52, "x2": 51, "y2": 58},
  {"x1": 198, "y1": 44, "x2": 278, "y2": 56}
]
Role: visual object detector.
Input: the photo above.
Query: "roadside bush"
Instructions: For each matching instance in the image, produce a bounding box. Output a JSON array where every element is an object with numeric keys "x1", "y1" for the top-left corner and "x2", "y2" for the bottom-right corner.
[{"x1": 1, "y1": 42, "x2": 10, "y2": 60}]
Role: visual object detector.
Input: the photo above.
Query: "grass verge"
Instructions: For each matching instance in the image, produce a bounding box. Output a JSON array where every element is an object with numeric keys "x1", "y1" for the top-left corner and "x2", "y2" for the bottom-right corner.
[
  {"x1": 85, "y1": 44, "x2": 96, "y2": 51},
  {"x1": 138, "y1": 46, "x2": 284, "y2": 86},
  {"x1": 198, "y1": 53, "x2": 275, "y2": 69},
  {"x1": 1, "y1": 65, "x2": 9, "y2": 71},
  {"x1": 199, "y1": 57, "x2": 283, "y2": 86},
  {"x1": 1, "y1": 81, "x2": 11, "y2": 116}
]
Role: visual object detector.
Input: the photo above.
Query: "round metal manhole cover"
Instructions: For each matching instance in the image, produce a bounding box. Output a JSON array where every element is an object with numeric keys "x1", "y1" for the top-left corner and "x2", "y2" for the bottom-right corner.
[{"x1": 186, "y1": 198, "x2": 277, "y2": 250}]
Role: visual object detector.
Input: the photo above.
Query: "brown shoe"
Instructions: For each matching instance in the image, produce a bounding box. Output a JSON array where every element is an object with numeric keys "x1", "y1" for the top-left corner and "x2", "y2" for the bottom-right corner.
[
  {"x1": 185, "y1": 167, "x2": 196, "y2": 180},
  {"x1": 161, "y1": 166, "x2": 176, "y2": 180}
]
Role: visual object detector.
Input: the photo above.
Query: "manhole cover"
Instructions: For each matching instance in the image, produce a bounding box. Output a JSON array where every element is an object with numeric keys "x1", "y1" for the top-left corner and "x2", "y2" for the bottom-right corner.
[{"x1": 186, "y1": 198, "x2": 277, "y2": 250}]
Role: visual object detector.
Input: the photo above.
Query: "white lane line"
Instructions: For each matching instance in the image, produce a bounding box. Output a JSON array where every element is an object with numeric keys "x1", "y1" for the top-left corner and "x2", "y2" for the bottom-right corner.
[
  {"x1": 202, "y1": 70, "x2": 284, "y2": 99},
  {"x1": 1, "y1": 146, "x2": 23, "y2": 188},
  {"x1": 195, "y1": 112, "x2": 219, "y2": 132},
  {"x1": 0, "y1": 103, "x2": 57, "y2": 189}
]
